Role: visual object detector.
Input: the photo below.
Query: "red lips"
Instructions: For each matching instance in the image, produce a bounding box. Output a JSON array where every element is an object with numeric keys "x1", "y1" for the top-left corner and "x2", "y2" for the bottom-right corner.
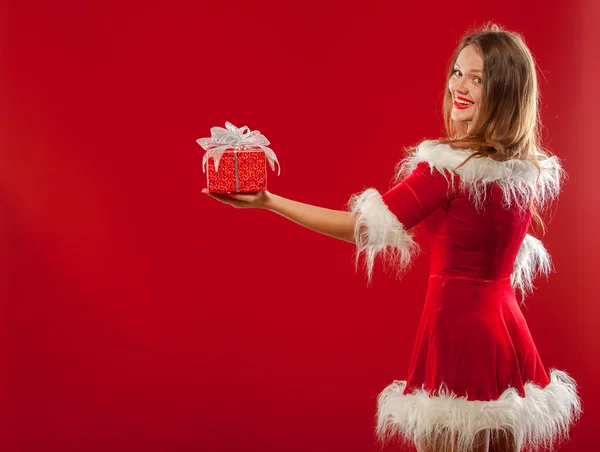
[
  {"x1": 455, "y1": 96, "x2": 473, "y2": 103},
  {"x1": 453, "y1": 96, "x2": 474, "y2": 109}
]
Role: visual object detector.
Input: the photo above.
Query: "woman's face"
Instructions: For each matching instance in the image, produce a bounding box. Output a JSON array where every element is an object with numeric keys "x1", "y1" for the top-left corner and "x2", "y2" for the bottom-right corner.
[{"x1": 448, "y1": 44, "x2": 484, "y2": 134}]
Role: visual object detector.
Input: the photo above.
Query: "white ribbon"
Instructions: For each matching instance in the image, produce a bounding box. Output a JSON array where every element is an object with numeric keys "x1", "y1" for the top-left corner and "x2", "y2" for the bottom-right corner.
[{"x1": 197, "y1": 121, "x2": 281, "y2": 174}]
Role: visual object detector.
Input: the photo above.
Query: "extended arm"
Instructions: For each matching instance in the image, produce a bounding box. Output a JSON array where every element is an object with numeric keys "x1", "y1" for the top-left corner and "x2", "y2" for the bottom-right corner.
[
  {"x1": 265, "y1": 193, "x2": 355, "y2": 243},
  {"x1": 202, "y1": 189, "x2": 355, "y2": 243},
  {"x1": 203, "y1": 161, "x2": 452, "y2": 284}
]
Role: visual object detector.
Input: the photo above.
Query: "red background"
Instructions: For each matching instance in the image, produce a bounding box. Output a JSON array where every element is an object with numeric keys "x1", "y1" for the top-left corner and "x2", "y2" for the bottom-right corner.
[{"x1": 2, "y1": 0, "x2": 599, "y2": 450}]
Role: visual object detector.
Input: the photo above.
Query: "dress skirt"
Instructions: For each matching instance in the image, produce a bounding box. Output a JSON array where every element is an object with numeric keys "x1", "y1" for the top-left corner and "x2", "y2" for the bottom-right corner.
[{"x1": 376, "y1": 275, "x2": 581, "y2": 451}]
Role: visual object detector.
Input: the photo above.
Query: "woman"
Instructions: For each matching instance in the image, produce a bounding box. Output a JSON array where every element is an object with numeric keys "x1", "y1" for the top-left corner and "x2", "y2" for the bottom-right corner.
[{"x1": 202, "y1": 25, "x2": 581, "y2": 452}]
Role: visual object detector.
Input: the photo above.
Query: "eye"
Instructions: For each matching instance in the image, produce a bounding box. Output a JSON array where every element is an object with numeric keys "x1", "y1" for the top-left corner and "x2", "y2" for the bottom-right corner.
[
  {"x1": 453, "y1": 69, "x2": 462, "y2": 77},
  {"x1": 474, "y1": 77, "x2": 483, "y2": 84}
]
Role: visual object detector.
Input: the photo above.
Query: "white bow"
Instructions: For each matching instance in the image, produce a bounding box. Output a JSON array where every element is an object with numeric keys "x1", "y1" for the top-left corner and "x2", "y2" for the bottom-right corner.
[{"x1": 197, "y1": 121, "x2": 281, "y2": 174}]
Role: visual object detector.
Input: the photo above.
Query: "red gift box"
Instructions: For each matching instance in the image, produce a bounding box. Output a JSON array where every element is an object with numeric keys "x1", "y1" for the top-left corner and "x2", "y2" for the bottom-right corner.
[
  {"x1": 198, "y1": 122, "x2": 280, "y2": 194},
  {"x1": 205, "y1": 148, "x2": 267, "y2": 193}
]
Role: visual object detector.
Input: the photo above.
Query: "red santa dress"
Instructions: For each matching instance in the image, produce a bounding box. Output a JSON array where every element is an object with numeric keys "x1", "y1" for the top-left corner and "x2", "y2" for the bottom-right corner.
[{"x1": 348, "y1": 140, "x2": 581, "y2": 451}]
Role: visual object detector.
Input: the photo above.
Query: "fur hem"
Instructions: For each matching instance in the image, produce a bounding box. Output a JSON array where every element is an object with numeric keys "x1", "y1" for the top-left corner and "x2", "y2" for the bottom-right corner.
[
  {"x1": 511, "y1": 234, "x2": 553, "y2": 297},
  {"x1": 376, "y1": 369, "x2": 582, "y2": 452},
  {"x1": 396, "y1": 140, "x2": 564, "y2": 211},
  {"x1": 347, "y1": 188, "x2": 418, "y2": 284}
]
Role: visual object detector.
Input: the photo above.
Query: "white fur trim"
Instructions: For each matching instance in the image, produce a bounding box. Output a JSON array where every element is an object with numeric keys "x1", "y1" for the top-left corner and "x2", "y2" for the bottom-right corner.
[
  {"x1": 348, "y1": 188, "x2": 418, "y2": 284},
  {"x1": 377, "y1": 369, "x2": 581, "y2": 451},
  {"x1": 511, "y1": 234, "x2": 553, "y2": 297},
  {"x1": 397, "y1": 140, "x2": 564, "y2": 211}
]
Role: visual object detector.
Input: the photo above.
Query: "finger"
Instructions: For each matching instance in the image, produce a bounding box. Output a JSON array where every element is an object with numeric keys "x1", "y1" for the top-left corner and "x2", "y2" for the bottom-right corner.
[
  {"x1": 229, "y1": 193, "x2": 255, "y2": 203},
  {"x1": 202, "y1": 189, "x2": 226, "y2": 200},
  {"x1": 205, "y1": 192, "x2": 235, "y2": 203},
  {"x1": 212, "y1": 193, "x2": 234, "y2": 201}
]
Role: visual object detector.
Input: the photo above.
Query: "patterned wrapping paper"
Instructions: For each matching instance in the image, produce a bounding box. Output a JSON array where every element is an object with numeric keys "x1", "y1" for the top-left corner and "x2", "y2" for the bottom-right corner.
[
  {"x1": 205, "y1": 149, "x2": 267, "y2": 193},
  {"x1": 197, "y1": 121, "x2": 280, "y2": 193}
]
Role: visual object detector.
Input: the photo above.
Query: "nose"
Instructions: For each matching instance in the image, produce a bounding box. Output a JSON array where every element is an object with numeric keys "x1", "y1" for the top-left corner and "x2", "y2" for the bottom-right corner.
[{"x1": 453, "y1": 76, "x2": 468, "y2": 95}]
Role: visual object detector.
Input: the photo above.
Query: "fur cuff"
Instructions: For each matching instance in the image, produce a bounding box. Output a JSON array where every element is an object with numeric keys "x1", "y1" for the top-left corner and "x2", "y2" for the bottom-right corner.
[
  {"x1": 397, "y1": 140, "x2": 564, "y2": 211},
  {"x1": 377, "y1": 369, "x2": 581, "y2": 451},
  {"x1": 348, "y1": 188, "x2": 418, "y2": 284},
  {"x1": 511, "y1": 234, "x2": 553, "y2": 297}
]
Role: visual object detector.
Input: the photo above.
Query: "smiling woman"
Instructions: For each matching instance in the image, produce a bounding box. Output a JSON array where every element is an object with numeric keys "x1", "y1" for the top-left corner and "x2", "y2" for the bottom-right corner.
[{"x1": 364, "y1": 25, "x2": 581, "y2": 452}]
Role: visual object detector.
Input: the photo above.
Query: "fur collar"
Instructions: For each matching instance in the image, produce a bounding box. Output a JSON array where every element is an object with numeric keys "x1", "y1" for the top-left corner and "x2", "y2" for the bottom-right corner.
[{"x1": 396, "y1": 140, "x2": 565, "y2": 210}]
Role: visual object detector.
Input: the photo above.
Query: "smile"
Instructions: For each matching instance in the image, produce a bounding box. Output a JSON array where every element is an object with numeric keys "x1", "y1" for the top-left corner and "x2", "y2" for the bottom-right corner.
[{"x1": 454, "y1": 96, "x2": 474, "y2": 109}]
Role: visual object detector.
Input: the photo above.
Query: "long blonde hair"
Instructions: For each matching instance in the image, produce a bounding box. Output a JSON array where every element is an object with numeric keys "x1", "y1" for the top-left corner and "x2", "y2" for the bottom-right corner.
[{"x1": 439, "y1": 23, "x2": 554, "y2": 232}]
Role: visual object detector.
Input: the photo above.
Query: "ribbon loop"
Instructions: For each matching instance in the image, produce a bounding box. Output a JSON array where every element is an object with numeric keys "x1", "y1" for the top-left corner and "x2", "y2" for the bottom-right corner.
[{"x1": 197, "y1": 121, "x2": 281, "y2": 174}]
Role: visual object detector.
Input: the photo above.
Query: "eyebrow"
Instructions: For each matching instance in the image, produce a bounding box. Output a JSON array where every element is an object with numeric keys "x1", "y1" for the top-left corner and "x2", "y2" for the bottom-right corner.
[{"x1": 455, "y1": 63, "x2": 483, "y2": 73}]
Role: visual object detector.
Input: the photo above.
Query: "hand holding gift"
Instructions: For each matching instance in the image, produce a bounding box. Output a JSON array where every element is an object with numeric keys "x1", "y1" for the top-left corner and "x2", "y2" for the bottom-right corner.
[
  {"x1": 197, "y1": 121, "x2": 280, "y2": 193},
  {"x1": 201, "y1": 188, "x2": 271, "y2": 209}
]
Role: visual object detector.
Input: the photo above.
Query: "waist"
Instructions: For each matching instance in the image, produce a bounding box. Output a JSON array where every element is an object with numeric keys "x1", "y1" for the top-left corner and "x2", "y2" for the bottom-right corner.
[
  {"x1": 426, "y1": 274, "x2": 516, "y2": 311},
  {"x1": 429, "y1": 274, "x2": 511, "y2": 284}
]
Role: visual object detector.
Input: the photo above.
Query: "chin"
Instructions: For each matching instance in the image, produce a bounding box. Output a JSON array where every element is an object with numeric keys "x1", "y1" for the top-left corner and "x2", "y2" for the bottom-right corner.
[{"x1": 451, "y1": 112, "x2": 475, "y2": 123}]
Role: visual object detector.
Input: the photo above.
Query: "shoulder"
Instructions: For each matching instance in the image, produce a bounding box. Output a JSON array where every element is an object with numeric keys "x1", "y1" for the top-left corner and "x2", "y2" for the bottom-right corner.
[
  {"x1": 396, "y1": 140, "x2": 565, "y2": 210},
  {"x1": 401, "y1": 140, "x2": 472, "y2": 173}
]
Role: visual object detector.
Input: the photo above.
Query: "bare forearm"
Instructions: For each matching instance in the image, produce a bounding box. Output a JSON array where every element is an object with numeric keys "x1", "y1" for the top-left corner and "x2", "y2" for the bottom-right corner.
[{"x1": 264, "y1": 193, "x2": 355, "y2": 243}]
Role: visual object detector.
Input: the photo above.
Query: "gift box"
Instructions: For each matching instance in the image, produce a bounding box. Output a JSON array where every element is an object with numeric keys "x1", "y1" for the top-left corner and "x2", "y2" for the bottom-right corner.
[
  {"x1": 197, "y1": 122, "x2": 280, "y2": 193},
  {"x1": 205, "y1": 149, "x2": 266, "y2": 193}
]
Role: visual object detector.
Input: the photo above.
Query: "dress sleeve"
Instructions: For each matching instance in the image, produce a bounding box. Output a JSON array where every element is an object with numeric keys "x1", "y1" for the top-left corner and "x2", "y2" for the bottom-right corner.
[
  {"x1": 511, "y1": 234, "x2": 553, "y2": 297},
  {"x1": 348, "y1": 161, "x2": 455, "y2": 283}
]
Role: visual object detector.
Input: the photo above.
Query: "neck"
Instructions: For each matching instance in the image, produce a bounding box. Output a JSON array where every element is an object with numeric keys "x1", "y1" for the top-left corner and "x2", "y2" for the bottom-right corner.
[{"x1": 454, "y1": 121, "x2": 471, "y2": 138}]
